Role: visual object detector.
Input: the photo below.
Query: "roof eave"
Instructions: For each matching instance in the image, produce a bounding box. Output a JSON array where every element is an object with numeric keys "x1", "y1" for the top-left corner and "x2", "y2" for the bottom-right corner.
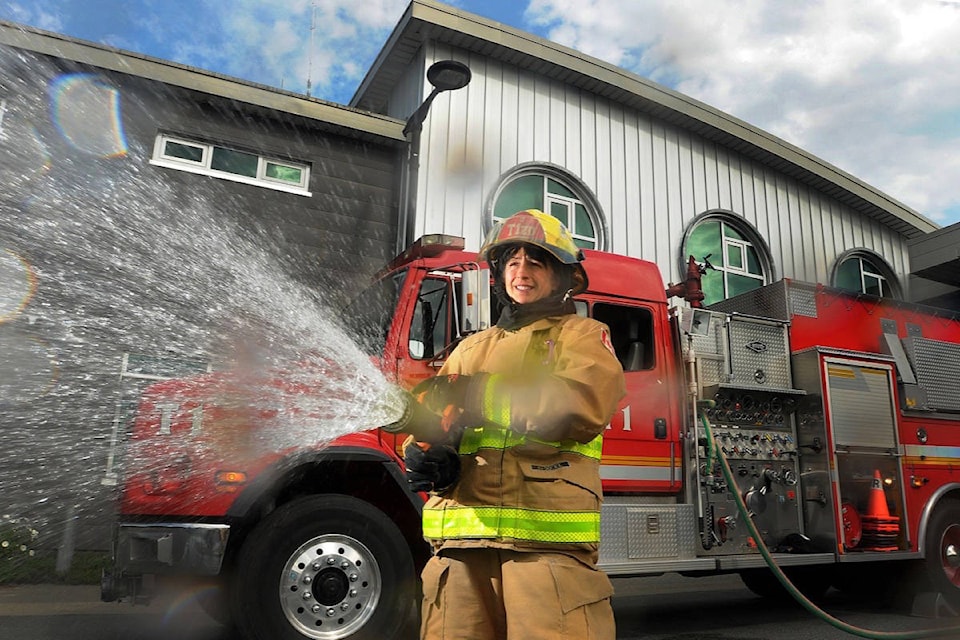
[{"x1": 0, "y1": 20, "x2": 407, "y2": 144}]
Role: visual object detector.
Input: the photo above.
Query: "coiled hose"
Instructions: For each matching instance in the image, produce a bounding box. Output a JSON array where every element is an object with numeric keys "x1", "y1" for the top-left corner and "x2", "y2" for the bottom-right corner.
[{"x1": 699, "y1": 410, "x2": 959, "y2": 639}]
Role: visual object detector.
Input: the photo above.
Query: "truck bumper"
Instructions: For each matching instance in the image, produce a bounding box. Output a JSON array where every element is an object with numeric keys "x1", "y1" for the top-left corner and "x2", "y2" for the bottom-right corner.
[{"x1": 101, "y1": 523, "x2": 230, "y2": 602}]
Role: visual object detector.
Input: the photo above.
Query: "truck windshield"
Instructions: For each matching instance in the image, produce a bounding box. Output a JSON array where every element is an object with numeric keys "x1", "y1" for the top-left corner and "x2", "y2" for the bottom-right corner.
[{"x1": 341, "y1": 270, "x2": 407, "y2": 357}]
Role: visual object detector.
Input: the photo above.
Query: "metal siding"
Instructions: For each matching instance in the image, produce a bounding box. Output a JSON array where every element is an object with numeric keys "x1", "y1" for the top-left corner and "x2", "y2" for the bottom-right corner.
[
  {"x1": 621, "y1": 111, "x2": 641, "y2": 257},
  {"x1": 417, "y1": 43, "x2": 913, "y2": 285},
  {"x1": 637, "y1": 115, "x2": 656, "y2": 262}
]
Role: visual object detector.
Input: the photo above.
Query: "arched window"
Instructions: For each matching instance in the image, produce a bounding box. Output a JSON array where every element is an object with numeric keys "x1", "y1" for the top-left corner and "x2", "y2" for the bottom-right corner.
[
  {"x1": 833, "y1": 251, "x2": 899, "y2": 298},
  {"x1": 683, "y1": 213, "x2": 772, "y2": 306},
  {"x1": 489, "y1": 165, "x2": 605, "y2": 250}
]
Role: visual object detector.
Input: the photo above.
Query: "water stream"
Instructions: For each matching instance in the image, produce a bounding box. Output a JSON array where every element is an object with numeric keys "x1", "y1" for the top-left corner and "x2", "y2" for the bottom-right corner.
[{"x1": 0, "y1": 52, "x2": 404, "y2": 561}]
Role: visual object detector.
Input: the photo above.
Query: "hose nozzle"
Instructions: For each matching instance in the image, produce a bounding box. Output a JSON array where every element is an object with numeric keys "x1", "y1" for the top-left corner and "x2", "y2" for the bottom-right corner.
[
  {"x1": 379, "y1": 384, "x2": 443, "y2": 439},
  {"x1": 379, "y1": 385, "x2": 416, "y2": 433}
]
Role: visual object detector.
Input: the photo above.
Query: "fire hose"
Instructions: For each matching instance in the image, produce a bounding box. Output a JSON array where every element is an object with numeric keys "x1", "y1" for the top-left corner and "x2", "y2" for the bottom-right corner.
[{"x1": 699, "y1": 408, "x2": 959, "y2": 639}]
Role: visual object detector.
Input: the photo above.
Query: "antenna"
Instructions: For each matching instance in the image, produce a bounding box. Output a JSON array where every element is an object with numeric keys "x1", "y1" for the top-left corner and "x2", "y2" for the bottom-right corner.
[{"x1": 306, "y1": 0, "x2": 316, "y2": 97}]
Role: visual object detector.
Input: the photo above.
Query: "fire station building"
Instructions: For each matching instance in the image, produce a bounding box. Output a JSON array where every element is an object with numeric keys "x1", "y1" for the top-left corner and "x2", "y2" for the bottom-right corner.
[{"x1": 1, "y1": 0, "x2": 960, "y2": 549}]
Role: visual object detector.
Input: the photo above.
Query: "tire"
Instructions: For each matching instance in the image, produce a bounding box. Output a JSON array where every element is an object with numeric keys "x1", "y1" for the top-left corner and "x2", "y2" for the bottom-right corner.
[
  {"x1": 230, "y1": 494, "x2": 418, "y2": 640},
  {"x1": 922, "y1": 500, "x2": 960, "y2": 610}
]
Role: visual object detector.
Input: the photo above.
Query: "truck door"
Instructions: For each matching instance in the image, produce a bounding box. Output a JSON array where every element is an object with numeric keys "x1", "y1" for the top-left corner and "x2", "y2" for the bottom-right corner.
[
  {"x1": 395, "y1": 272, "x2": 459, "y2": 390},
  {"x1": 592, "y1": 301, "x2": 683, "y2": 493}
]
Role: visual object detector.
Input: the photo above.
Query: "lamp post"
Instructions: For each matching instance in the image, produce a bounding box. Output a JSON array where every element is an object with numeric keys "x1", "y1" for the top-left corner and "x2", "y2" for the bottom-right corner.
[{"x1": 398, "y1": 60, "x2": 471, "y2": 253}]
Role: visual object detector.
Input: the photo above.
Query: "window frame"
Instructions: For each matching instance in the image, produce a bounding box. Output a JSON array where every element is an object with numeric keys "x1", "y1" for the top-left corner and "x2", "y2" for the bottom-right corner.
[
  {"x1": 487, "y1": 163, "x2": 607, "y2": 251},
  {"x1": 150, "y1": 133, "x2": 312, "y2": 196},
  {"x1": 681, "y1": 212, "x2": 774, "y2": 305},
  {"x1": 832, "y1": 249, "x2": 900, "y2": 299}
]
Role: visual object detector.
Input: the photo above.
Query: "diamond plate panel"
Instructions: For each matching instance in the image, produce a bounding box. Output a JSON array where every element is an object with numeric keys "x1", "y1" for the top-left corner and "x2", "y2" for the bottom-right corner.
[
  {"x1": 726, "y1": 318, "x2": 792, "y2": 388},
  {"x1": 626, "y1": 507, "x2": 678, "y2": 559},
  {"x1": 682, "y1": 311, "x2": 728, "y2": 387},
  {"x1": 599, "y1": 503, "x2": 698, "y2": 564},
  {"x1": 788, "y1": 284, "x2": 818, "y2": 318},
  {"x1": 902, "y1": 337, "x2": 960, "y2": 413},
  {"x1": 709, "y1": 280, "x2": 788, "y2": 321}
]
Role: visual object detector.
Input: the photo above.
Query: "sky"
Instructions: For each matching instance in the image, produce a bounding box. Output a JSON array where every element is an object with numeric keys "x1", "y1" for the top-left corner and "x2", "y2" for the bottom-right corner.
[{"x1": 2, "y1": 0, "x2": 960, "y2": 227}]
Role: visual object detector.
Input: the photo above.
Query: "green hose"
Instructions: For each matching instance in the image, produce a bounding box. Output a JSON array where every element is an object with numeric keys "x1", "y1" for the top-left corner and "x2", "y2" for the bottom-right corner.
[{"x1": 699, "y1": 411, "x2": 959, "y2": 639}]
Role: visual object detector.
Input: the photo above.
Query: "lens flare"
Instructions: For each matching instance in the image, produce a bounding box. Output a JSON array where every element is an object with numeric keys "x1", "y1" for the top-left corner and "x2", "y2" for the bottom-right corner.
[
  {"x1": 49, "y1": 73, "x2": 128, "y2": 157},
  {"x1": 0, "y1": 248, "x2": 38, "y2": 323}
]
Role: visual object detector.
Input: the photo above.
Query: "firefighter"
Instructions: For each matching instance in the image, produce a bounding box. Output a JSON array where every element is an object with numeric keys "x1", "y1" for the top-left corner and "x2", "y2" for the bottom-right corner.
[{"x1": 402, "y1": 209, "x2": 626, "y2": 640}]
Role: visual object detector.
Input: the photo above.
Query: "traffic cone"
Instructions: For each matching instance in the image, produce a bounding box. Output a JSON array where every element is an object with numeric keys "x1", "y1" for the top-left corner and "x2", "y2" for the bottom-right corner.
[
  {"x1": 866, "y1": 469, "x2": 890, "y2": 518},
  {"x1": 860, "y1": 469, "x2": 900, "y2": 552}
]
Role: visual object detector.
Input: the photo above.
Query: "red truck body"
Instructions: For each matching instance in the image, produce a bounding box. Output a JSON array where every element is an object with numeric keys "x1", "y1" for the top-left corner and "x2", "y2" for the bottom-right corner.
[{"x1": 103, "y1": 237, "x2": 960, "y2": 640}]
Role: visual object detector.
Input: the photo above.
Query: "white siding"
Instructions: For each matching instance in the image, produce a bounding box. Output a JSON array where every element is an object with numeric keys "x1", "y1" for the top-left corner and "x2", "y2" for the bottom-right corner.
[{"x1": 406, "y1": 42, "x2": 910, "y2": 288}]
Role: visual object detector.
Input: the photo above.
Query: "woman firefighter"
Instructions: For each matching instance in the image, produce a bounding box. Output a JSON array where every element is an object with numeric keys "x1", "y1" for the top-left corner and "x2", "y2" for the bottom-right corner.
[{"x1": 400, "y1": 209, "x2": 626, "y2": 640}]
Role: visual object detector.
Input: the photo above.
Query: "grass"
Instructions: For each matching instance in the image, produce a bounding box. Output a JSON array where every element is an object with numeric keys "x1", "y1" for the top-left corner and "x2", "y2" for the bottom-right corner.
[{"x1": 0, "y1": 550, "x2": 110, "y2": 585}]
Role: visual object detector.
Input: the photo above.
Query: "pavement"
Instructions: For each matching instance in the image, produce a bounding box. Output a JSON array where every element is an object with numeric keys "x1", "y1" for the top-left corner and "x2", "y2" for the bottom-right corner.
[
  {"x1": 0, "y1": 584, "x2": 173, "y2": 616},
  {"x1": 0, "y1": 573, "x2": 748, "y2": 617}
]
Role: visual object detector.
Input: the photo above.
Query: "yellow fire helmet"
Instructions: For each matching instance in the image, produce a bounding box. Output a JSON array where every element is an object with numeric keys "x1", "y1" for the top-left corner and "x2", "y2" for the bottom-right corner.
[{"x1": 480, "y1": 209, "x2": 588, "y2": 295}]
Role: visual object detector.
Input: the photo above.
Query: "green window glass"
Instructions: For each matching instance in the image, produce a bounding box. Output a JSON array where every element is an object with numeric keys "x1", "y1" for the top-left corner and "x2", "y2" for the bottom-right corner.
[
  {"x1": 547, "y1": 178, "x2": 576, "y2": 199},
  {"x1": 687, "y1": 220, "x2": 722, "y2": 266},
  {"x1": 685, "y1": 218, "x2": 766, "y2": 305},
  {"x1": 550, "y1": 201, "x2": 569, "y2": 223},
  {"x1": 836, "y1": 256, "x2": 889, "y2": 297},
  {"x1": 835, "y1": 259, "x2": 862, "y2": 293},
  {"x1": 493, "y1": 172, "x2": 599, "y2": 249},
  {"x1": 265, "y1": 162, "x2": 303, "y2": 184},
  {"x1": 494, "y1": 175, "x2": 543, "y2": 219},
  {"x1": 727, "y1": 244, "x2": 744, "y2": 270},
  {"x1": 211, "y1": 147, "x2": 258, "y2": 178},
  {"x1": 575, "y1": 204, "x2": 591, "y2": 237},
  {"x1": 164, "y1": 140, "x2": 203, "y2": 163}
]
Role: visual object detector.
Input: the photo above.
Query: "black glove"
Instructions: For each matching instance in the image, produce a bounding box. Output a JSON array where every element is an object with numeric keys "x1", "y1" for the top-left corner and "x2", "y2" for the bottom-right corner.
[
  {"x1": 411, "y1": 374, "x2": 489, "y2": 431},
  {"x1": 403, "y1": 440, "x2": 461, "y2": 494}
]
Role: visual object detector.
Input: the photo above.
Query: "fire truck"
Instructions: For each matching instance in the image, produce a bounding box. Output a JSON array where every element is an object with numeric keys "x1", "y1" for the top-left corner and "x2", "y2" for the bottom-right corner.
[{"x1": 101, "y1": 234, "x2": 960, "y2": 640}]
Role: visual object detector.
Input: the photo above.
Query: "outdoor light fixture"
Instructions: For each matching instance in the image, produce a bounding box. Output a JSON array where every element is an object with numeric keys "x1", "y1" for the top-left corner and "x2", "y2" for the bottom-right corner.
[
  {"x1": 403, "y1": 59, "x2": 472, "y2": 136},
  {"x1": 398, "y1": 59, "x2": 472, "y2": 252}
]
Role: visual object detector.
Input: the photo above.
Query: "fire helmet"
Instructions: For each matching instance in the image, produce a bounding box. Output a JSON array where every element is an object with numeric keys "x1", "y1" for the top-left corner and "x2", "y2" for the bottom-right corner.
[{"x1": 480, "y1": 209, "x2": 588, "y2": 295}]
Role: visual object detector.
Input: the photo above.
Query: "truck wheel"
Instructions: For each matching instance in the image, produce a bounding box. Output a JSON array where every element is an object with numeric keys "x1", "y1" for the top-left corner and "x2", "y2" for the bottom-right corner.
[
  {"x1": 231, "y1": 494, "x2": 418, "y2": 640},
  {"x1": 923, "y1": 500, "x2": 960, "y2": 609}
]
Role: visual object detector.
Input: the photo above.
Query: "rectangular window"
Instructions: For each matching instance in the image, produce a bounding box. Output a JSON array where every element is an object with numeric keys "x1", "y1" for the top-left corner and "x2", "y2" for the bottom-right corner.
[
  {"x1": 151, "y1": 134, "x2": 311, "y2": 195},
  {"x1": 265, "y1": 161, "x2": 304, "y2": 185},
  {"x1": 211, "y1": 147, "x2": 258, "y2": 177},
  {"x1": 162, "y1": 139, "x2": 205, "y2": 164},
  {"x1": 592, "y1": 303, "x2": 656, "y2": 371}
]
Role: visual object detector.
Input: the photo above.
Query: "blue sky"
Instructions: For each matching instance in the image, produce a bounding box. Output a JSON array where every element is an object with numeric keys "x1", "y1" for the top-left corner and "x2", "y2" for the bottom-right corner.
[{"x1": 2, "y1": 0, "x2": 960, "y2": 227}]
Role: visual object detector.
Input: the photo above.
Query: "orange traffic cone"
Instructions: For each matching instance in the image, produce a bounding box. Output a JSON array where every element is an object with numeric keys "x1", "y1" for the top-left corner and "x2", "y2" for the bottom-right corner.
[
  {"x1": 860, "y1": 469, "x2": 900, "y2": 551},
  {"x1": 866, "y1": 469, "x2": 890, "y2": 518}
]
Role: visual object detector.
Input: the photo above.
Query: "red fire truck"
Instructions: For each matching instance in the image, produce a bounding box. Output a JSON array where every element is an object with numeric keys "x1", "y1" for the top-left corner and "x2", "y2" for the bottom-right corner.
[{"x1": 101, "y1": 234, "x2": 960, "y2": 640}]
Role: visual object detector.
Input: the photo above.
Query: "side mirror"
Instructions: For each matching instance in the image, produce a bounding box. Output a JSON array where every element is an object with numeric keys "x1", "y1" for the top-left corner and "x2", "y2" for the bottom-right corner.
[{"x1": 460, "y1": 268, "x2": 491, "y2": 334}]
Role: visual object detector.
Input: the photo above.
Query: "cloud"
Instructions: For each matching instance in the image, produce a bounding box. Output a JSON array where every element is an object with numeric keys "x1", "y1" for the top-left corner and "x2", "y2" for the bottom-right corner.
[
  {"x1": 0, "y1": 1, "x2": 64, "y2": 32},
  {"x1": 527, "y1": 0, "x2": 960, "y2": 225},
  {"x1": 198, "y1": 0, "x2": 409, "y2": 98}
]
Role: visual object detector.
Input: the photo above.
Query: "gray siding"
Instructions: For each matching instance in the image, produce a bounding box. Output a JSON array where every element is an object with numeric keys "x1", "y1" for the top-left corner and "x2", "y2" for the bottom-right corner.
[{"x1": 407, "y1": 41, "x2": 909, "y2": 288}]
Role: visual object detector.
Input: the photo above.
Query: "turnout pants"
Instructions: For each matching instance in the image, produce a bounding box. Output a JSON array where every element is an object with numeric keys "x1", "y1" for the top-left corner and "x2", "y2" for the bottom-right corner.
[{"x1": 420, "y1": 548, "x2": 615, "y2": 640}]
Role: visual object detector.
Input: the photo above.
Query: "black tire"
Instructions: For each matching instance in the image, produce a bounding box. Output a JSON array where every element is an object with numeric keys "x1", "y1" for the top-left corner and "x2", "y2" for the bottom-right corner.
[
  {"x1": 922, "y1": 500, "x2": 960, "y2": 610},
  {"x1": 230, "y1": 494, "x2": 418, "y2": 640}
]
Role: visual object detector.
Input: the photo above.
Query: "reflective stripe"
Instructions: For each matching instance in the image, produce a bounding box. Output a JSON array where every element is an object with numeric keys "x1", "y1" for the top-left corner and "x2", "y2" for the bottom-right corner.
[
  {"x1": 459, "y1": 427, "x2": 602, "y2": 459},
  {"x1": 480, "y1": 374, "x2": 510, "y2": 426},
  {"x1": 422, "y1": 505, "x2": 600, "y2": 543}
]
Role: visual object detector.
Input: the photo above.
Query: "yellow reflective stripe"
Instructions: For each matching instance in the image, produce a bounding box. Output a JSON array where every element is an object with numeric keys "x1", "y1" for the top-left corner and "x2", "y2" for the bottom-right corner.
[
  {"x1": 459, "y1": 426, "x2": 602, "y2": 459},
  {"x1": 480, "y1": 374, "x2": 510, "y2": 426},
  {"x1": 422, "y1": 505, "x2": 600, "y2": 543}
]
